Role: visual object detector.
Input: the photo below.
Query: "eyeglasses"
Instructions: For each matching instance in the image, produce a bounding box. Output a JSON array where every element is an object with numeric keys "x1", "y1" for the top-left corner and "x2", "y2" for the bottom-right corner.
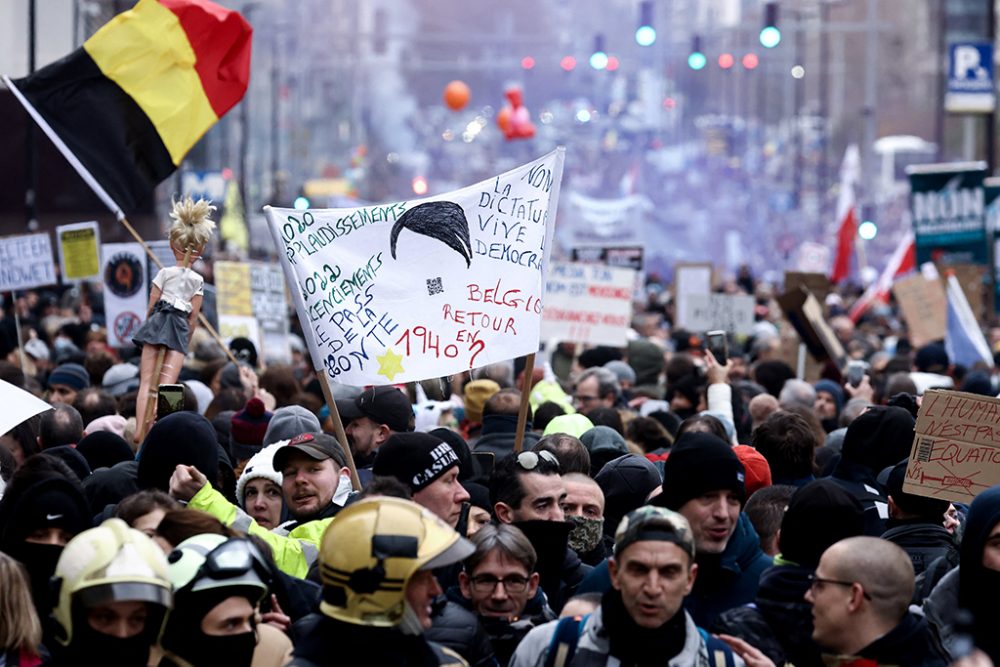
[
  {"x1": 470, "y1": 574, "x2": 530, "y2": 593},
  {"x1": 807, "y1": 574, "x2": 872, "y2": 601},
  {"x1": 515, "y1": 450, "x2": 559, "y2": 471}
]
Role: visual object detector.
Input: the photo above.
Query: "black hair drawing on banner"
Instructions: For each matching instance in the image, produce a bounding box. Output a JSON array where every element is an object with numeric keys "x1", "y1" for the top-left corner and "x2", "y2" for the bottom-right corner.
[{"x1": 389, "y1": 201, "x2": 472, "y2": 268}]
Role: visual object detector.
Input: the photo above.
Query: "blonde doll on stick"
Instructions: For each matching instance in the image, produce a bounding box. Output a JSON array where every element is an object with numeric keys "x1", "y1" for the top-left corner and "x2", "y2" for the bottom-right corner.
[{"x1": 133, "y1": 197, "x2": 216, "y2": 444}]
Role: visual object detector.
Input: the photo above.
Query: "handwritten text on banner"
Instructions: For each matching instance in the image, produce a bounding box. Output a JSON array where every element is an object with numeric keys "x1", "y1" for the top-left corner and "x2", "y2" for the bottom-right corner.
[
  {"x1": 265, "y1": 150, "x2": 565, "y2": 385},
  {"x1": 542, "y1": 262, "x2": 637, "y2": 346}
]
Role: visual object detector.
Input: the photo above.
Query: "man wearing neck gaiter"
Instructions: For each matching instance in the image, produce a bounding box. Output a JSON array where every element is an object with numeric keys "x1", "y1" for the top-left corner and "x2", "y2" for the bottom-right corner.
[{"x1": 509, "y1": 506, "x2": 744, "y2": 666}]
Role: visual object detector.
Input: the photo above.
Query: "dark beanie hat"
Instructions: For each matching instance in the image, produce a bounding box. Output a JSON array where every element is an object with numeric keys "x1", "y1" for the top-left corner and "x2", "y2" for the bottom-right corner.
[
  {"x1": 429, "y1": 427, "x2": 475, "y2": 481},
  {"x1": 230, "y1": 397, "x2": 274, "y2": 460},
  {"x1": 839, "y1": 405, "x2": 915, "y2": 475},
  {"x1": 42, "y1": 446, "x2": 92, "y2": 482},
  {"x1": 372, "y1": 432, "x2": 460, "y2": 492},
  {"x1": 463, "y1": 481, "x2": 491, "y2": 512},
  {"x1": 137, "y1": 412, "x2": 220, "y2": 492},
  {"x1": 0, "y1": 476, "x2": 91, "y2": 546},
  {"x1": 814, "y1": 379, "x2": 844, "y2": 413},
  {"x1": 961, "y1": 371, "x2": 994, "y2": 397},
  {"x1": 76, "y1": 431, "x2": 135, "y2": 471},
  {"x1": 596, "y1": 454, "x2": 663, "y2": 537},
  {"x1": 48, "y1": 362, "x2": 90, "y2": 391},
  {"x1": 653, "y1": 432, "x2": 745, "y2": 510},
  {"x1": 778, "y1": 478, "x2": 865, "y2": 568},
  {"x1": 880, "y1": 459, "x2": 949, "y2": 520}
]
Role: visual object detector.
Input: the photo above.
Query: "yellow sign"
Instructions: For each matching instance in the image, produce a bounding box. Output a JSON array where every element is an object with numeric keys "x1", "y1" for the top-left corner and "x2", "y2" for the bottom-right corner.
[
  {"x1": 57, "y1": 222, "x2": 100, "y2": 281},
  {"x1": 215, "y1": 261, "x2": 253, "y2": 316}
]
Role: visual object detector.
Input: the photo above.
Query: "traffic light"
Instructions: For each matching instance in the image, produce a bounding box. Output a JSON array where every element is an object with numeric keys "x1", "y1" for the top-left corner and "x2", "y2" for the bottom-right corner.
[
  {"x1": 718, "y1": 53, "x2": 734, "y2": 69},
  {"x1": 293, "y1": 196, "x2": 310, "y2": 210},
  {"x1": 688, "y1": 35, "x2": 706, "y2": 70},
  {"x1": 635, "y1": 0, "x2": 656, "y2": 46},
  {"x1": 521, "y1": 56, "x2": 535, "y2": 70},
  {"x1": 759, "y1": 2, "x2": 780, "y2": 48},
  {"x1": 590, "y1": 34, "x2": 608, "y2": 70},
  {"x1": 560, "y1": 55, "x2": 577, "y2": 71},
  {"x1": 742, "y1": 53, "x2": 759, "y2": 70},
  {"x1": 859, "y1": 205, "x2": 877, "y2": 239}
]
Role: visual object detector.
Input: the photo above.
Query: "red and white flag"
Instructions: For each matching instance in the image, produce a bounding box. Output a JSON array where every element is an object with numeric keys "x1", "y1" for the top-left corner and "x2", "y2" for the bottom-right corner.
[
  {"x1": 830, "y1": 145, "x2": 861, "y2": 283},
  {"x1": 848, "y1": 231, "x2": 917, "y2": 322}
]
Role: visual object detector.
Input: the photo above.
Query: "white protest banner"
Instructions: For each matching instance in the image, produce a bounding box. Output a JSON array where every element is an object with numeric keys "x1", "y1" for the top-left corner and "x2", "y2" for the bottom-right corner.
[
  {"x1": 542, "y1": 262, "x2": 637, "y2": 346},
  {"x1": 0, "y1": 378, "x2": 51, "y2": 436},
  {"x1": 55, "y1": 221, "x2": 101, "y2": 282},
  {"x1": 673, "y1": 263, "x2": 712, "y2": 330},
  {"x1": 266, "y1": 149, "x2": 565, "y2": 386},
  {"x1": 682, "y1": 294, "x2": 755, "y2": 334},
  {"x1": 560, "y1": 192, "x2": 651, "y2": 244},
  {"x1": 102, "y1": 243, "x2": 148, "y2": 348},
  {"x1": 251, "y1": 262, "x2": 291, "y2": 364},
  {"x1": 0, "y1": 233, "x2": 57, "y2": 292}
]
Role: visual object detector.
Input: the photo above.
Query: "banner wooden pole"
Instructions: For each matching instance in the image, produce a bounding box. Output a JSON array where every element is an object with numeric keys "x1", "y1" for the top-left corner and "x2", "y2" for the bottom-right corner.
[
  {"x1": 316, "y1": 374, "x2": 362, "y2": 491},
  {"x1": 513, "y1": 352, "x2": 536, "y2": 453}
]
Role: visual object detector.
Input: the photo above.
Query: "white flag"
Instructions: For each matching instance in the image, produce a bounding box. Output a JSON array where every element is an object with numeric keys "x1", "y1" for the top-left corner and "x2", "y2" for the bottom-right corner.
[{"x1": 266, "y1": 149, "x2": 565, "y2": 386}]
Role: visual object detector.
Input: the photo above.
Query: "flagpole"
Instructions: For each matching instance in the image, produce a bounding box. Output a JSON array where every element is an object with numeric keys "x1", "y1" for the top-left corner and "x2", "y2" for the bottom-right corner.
[
  {"x1": 5, "y1": 75, "x2": 240, "y2": 366},
  {"x1": 315, "y1": 374, "x2": 362, "y2": 491},
  {"x1": 513, "y1": 352, "x2": 536, "y2": 453}
]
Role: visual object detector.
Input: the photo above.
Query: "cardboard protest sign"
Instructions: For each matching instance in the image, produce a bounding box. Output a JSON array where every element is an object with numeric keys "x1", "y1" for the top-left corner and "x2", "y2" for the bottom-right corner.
[
  {"x1": 682, "y1": 294, "x2": 755, "y2": 334},
  {"x1": 673, "y1": 263, "x2": 712, "y2": 331},
  {"x1": 0, "y1": 233, "x2": 56, "y2": 292},
  {"x1": 0, "y1": 378, "x2": 52, "y2": 435},
  {"x1": 892, "y1": 273, "x2": 947, "y2": 348},
  {"x1": 265, "y1": 149, "x2": 565, "y2": 385},
  {"x1": 777, "y1": 287, "x2": 847, "y2": 367},
  {"x1": 784, "y1": 271, "x2": 831, "y2": 301},
  {"x1": 56, "y1": 222, "x2": 101, "y2": 282},
  {"x1": 904, "y1": 389, "x2": 1000, "y2": 503},
  {"x1": 102, "y1": 243, "x2": 147, "y2": 348},
  {"x1": 541, "y1": 262, "x2": 637, "y2": 346}
]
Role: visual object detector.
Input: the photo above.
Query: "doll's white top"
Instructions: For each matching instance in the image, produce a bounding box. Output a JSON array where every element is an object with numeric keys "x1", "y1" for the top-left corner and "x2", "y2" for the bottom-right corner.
[{"x1": 152, "y1": 266, "x2": 204, "y2": 313}]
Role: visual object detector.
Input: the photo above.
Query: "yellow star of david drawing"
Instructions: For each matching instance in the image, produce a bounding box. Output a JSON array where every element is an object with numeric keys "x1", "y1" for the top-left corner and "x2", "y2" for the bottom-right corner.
[{"x1": 376, "y1": 348, "x2": 405, "y2": 381}]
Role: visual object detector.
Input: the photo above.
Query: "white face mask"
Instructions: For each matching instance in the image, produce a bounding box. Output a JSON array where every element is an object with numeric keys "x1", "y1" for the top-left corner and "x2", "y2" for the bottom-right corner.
[{"x1": 333, "y1": 473, "x2": 353, "y2": 505}]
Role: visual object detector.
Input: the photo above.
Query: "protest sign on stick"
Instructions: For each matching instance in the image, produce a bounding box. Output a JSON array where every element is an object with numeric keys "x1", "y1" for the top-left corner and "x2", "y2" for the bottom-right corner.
[
  {"x1": 56, "y1": 222, "x2": 101, "y2": 282},
  {"x1": 673, "y1": 263, "x2": 712, "y2": 331},
  {"x1": 892, "y1": 273, "x2": 947, "y2": 348},
  {"x1": 904, "y1": 389, "x2": 1000, "y2": 503},
  {"x1": 265, "y1": 149, "x2": 565, "y2": 387},
  {"x1": 542, "y1": 262, "x2": 637, "y2": 346},
  {"x1": 0, "y1": 234, "x2": 57, "y2": 292}
]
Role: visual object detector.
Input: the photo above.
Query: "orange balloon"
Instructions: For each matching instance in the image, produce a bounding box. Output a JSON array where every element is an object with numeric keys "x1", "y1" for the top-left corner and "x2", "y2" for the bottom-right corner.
[
  {"x1": 496, "y1": 105, "x2": 512, "y2": 132},
  {"x1": 443, "y1": 80, "x2": 471, "y2": 111}
]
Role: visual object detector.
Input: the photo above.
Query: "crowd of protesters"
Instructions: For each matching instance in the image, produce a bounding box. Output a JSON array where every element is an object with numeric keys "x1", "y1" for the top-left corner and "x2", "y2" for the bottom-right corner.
[{"x1": 0, "y1": 270, "x2": 997, "y2": 667}]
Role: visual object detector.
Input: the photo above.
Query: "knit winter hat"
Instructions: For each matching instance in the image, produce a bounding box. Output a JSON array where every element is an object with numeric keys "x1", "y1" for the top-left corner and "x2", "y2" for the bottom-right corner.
[
  {"x1": 230, "y1": 397, "x2": 274, "y2": 461},
  {"x1": 603, "y1": 360, "x2": 637, "y2": 386},
  {"x1": 262, "y1": 405, "x2": 321, "y2": 445},
  {"x1": 236, "y1": 443, "x2": 284, "y2": 508},
  {"x1": 85, "y1": 414, "x2": 128, "y2": 439},
  {"x1": 596, "y1": 454, "x2": 663, "y2": 537},
  {"x1": 778, "y1": 478, "x2": 864, "y2": 568},
  {"x1": 463, "y1": 380, "x2": 501, "y2": 423},
  {"x1": 1, "y1": 476, "x2": 91, "y2": 545},
  {"x1": 653, "y1": 432, "x2": 745, "y2": 510},
  {"x1": 76, "y1": 431, "x2": 135, "y2": 471},
  {"x1": 372, "y1": 432, "x2": 461, "y2": 493},
  {"x1": 732, "y1": 445, "x2": 772, "y2": 497},
  {"x1": 814, "y1": 379, "x2": 844, "y2": 413},
  {"x1": 137, "y1": 412, "x2": 219, "y2": 492},
  {"x1": 102, "y1": 362, "x2": 140, "y2": 397},
  {"x1": 48, "y1": 362, "x2": 90, "y2": 391}
]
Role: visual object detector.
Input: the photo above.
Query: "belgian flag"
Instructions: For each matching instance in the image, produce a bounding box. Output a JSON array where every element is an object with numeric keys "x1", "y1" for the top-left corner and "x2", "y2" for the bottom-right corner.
[{"x1": 4, "y1": 0, "x2": 251, "y2": 217}]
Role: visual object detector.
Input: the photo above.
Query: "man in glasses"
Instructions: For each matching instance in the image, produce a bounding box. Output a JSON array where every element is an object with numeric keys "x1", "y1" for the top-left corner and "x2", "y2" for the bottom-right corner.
[
  {"x1": 805, "y1": 536, "x2": 946, "y2": 665},
  {"x1": 490, "y1": 450, "x2": 590, "y2": 611},
  {"x1": 572, "y1": 367, "x2": 620, "y2": 412},
  {"x1": 431, "y1": 524, "x2": 554, "y2": 666}
]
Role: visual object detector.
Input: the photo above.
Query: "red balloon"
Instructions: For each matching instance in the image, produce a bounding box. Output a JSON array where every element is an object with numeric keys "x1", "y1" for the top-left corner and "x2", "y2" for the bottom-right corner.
[
  {"x1": 504, "y1": 86, "x2": 524, "y2": 109},
  {"x1": 444, "y1": 80, "x2": 471, "y2": 111}
]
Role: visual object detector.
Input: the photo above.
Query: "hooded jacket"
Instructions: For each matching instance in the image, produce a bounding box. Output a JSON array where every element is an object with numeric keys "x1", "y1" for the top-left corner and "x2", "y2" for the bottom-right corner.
[
  {"x1": 471, "y1": 415, "x2": 540, "y2": 460},
  {"x1": 881, "y1": 519, "x2": 958, "y2": 582}
]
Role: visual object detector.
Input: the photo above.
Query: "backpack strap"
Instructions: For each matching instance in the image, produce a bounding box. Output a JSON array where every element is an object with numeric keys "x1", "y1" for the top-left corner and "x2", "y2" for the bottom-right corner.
[
  {"x1": 544, "y1": 614, "x2": 590, "y2": 667},
  {"x1": 698, "y1": 628, "x2": 737, "y2": 667}
]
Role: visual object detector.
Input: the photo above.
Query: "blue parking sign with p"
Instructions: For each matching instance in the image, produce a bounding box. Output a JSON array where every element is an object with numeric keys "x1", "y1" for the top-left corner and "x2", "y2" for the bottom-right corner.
[{"x1": 946, "y1": 42, "x2": 995, "y2": 113}]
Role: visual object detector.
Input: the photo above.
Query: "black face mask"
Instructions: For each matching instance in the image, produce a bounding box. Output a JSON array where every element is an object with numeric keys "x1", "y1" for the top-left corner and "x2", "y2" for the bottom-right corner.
[
  {"x1": 72, "y1": 624, "x2": 152, "y2": 667},
  {"x1": 193, "y1": 631, "x2": 257, "y2": 667},
  {"x1": 10, "y1": 541, "x2": 63, "y2": 618}
]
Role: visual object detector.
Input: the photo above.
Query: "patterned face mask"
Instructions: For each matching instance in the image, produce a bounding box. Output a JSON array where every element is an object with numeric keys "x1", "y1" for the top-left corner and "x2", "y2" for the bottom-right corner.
[{"x1": 567, "y1": 514, "x2": 605, "y2": 553}]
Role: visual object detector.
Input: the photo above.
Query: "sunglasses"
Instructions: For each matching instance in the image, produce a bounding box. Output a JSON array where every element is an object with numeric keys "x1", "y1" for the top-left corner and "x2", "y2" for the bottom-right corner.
[{"x1": 515, "y1": 450, "x2": 559, "y2": 471}]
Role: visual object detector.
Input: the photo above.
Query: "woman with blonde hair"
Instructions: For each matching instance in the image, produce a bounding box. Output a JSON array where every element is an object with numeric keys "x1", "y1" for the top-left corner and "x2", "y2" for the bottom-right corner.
[
  {"x1": 132, "y1": 197, "x2": 215, "y2": 443},
  {"x1": 0, "y1": 551, "x2": 42, "y2": 666}
]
